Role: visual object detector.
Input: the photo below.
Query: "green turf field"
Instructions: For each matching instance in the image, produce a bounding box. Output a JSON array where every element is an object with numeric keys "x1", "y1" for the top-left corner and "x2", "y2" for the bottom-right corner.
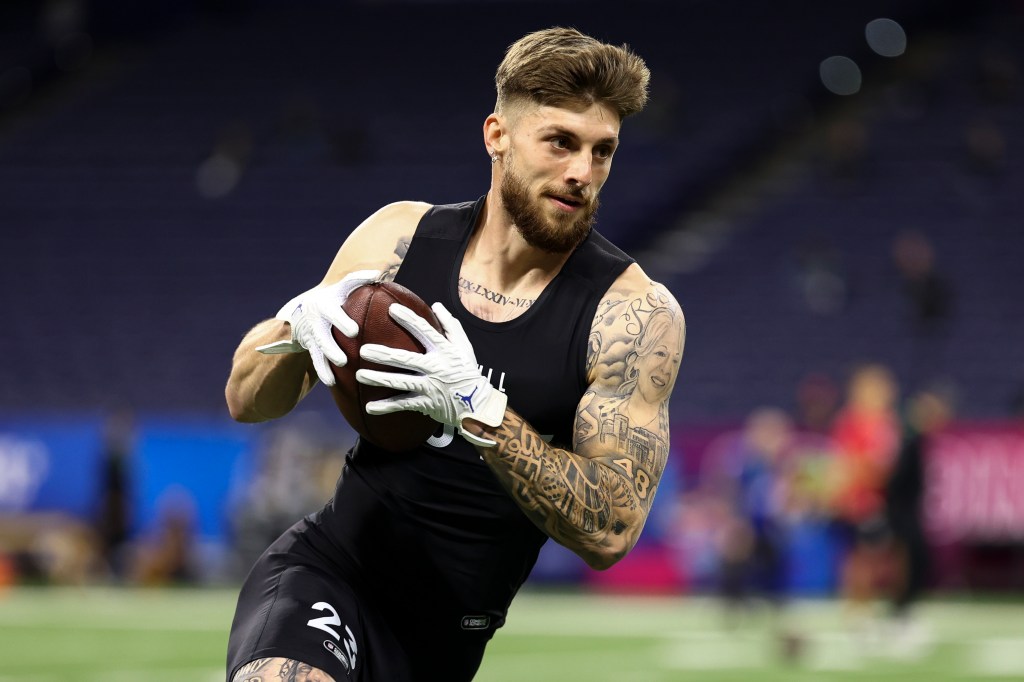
[{"x1": 0, "y1": 586, "x2": 1021, "y2": 681}]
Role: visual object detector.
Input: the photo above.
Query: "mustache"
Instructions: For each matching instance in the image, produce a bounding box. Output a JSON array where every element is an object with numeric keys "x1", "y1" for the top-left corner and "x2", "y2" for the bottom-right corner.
[{"x1": 545, "y1": 184, "x2": 590, "y2": 201}]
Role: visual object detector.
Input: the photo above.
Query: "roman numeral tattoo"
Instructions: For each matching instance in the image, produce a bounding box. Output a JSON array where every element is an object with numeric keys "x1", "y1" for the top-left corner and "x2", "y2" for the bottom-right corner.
[{"x1": 458, "y1": 276, "x2": 536, "y2": 309}]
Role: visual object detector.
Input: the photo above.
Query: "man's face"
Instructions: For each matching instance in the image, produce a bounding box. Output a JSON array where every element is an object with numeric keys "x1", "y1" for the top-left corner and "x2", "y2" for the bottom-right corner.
[{"x1": 499, "y1": 102, "x2": 619, "y2": 254}]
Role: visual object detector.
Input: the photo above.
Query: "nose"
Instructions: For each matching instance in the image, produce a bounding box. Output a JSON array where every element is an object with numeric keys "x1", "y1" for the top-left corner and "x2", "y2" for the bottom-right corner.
[{"x1": 564, "y1": 152, "x2": 593, "y2": 188}]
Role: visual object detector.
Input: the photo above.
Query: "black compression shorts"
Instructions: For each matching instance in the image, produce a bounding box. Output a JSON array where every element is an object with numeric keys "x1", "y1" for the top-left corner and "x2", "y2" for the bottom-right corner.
[{"x1": 226, "y1": 524, "x2": 411, "y2": 681}]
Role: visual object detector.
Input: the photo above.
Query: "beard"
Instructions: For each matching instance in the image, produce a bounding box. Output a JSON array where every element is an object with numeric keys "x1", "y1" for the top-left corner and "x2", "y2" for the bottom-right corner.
[{"x1": 500, "y1": 162, "x2": 598, "y2": 255}]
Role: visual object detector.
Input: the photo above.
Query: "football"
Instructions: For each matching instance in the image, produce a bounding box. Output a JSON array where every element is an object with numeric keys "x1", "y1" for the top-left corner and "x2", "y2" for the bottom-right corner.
[{"x1": 328, "y1": 280, "x2": 442, "y2": 452}]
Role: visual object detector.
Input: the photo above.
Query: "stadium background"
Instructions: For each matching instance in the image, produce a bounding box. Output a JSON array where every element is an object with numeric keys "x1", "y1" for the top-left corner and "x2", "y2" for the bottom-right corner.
[{"x1": 1, "y1": 0, "x2": 1023, "y2": 679}]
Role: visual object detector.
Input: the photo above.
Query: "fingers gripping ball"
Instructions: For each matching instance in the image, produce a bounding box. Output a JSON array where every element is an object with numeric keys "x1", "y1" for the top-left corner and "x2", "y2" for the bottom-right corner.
[{"x1": 330, "y1": 282, "x2": 442, "y2": 452}]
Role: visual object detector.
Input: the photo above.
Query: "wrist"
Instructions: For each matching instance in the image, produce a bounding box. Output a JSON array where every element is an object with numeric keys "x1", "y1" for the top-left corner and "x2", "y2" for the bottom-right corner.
[
  {"x1": 274, "y1": 290, "x2": 307, "y2": 323},
  {"x1": 456, "y1": 386, "x2": 507, "y2": 447},
  {"x1": 471, "y1": 384, "x2": 508, "y2": 428},
  {"x1": 458, "y1": 419, "x2": 498, "y2": 448}
]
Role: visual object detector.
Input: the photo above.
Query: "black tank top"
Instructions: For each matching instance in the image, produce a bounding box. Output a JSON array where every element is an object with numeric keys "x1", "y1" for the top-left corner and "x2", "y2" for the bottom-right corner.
[{"x1": 306, "y1": 196, "x2": 633, "y2": 677}]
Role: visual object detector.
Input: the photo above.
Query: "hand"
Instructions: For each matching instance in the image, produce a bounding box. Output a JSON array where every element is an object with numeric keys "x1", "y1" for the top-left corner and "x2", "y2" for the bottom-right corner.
[
  {"x1": 355, "y1": 302, "x2": 508, "y2": 447},
  {"x1": 256, "y1": 270, "x2": 381, "y2": 386}
]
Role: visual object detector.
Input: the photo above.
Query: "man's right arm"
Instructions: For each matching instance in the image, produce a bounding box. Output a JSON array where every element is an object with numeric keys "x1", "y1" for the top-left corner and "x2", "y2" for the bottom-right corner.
[{"x1": 224, "y1": 201, "x2": 432, "y2": 423}]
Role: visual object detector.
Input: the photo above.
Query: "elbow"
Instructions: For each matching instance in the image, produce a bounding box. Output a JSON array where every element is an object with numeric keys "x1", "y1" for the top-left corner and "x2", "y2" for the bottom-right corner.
[
  {"x1": 227, "y1": 402, "x2": 259, "y2": 424},
  {"x1": 583, "y1": 551, "x2": 623, "y2": 572},
  {"x1": 225, "y1": 383, "x2": 263, "y2": 423},
  {"x1": 581, "y1": 538, "x2": 632, "y2": 571}
]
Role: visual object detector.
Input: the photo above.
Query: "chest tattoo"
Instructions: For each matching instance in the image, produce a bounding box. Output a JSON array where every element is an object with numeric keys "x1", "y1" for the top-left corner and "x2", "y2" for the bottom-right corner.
[{"x1": 458, "y1": 277, "x2": 536, "y2": 309}]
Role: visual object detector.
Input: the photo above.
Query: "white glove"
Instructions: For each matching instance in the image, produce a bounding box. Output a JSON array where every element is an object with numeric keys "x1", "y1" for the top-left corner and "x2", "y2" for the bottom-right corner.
[
  {"x1": 355, "y1": 302, "x2": 508, "y2": 447},
  {"x1": 255, "y1": 270, "x2": 381, "y2": 386}
]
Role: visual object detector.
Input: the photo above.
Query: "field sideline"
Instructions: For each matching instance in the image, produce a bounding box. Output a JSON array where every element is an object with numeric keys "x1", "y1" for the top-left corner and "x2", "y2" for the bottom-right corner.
[{"x1": 0, "y1": 586, "x2": 1022, "y2": 681}]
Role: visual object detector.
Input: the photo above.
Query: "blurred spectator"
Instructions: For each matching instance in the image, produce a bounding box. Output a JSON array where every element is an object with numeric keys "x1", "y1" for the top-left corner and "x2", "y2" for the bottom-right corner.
[
  {"x1": 129, "y1": 487, "x2": 198, "y2": 586},
  {"x1": 25, "y1": 516, "x2": 104, "y2": 585},
  {"x1": 795, "y1": 372, "x2": 841, "y2": 433},
  {"x1": 665, "y1": 489, "x2": 734, "y2": 594},
  {"x1": 882, "y1": 384, "x2": 955, "y2": 657},
  {"x1": 228, "y1": 423, "x2": 344, "y2": 576},
  {"x1": 689, "y1": 407, "x2": 815, "y2": 662},
  {"x1": 93, "y1": 409, "x2": 135, "y2": 580},
  {"x1": 891, "y1": 230, "x2": 954, "y2": 335},
  {"x1": 727, "y1": 409, "x2": 792, "y2": 609},
  {"x1": 700, "y1": 409, "x2": 796, "y2": 628},
  {"x1": 826, "y1": 363, "x2": 901, "y2": 636}
]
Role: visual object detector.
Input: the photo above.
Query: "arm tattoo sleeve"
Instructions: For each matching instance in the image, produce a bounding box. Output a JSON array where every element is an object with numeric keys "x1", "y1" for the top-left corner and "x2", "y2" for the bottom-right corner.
[
  {"x1": 484, "y1": 410, "x2": 635, "y2": 542},
  {"x1": 480, "y1": 279, "x2": 684, "y2": 559}
]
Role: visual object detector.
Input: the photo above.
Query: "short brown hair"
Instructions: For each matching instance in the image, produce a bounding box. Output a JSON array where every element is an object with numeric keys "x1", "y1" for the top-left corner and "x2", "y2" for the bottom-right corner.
[{"x1": 495, "y1": 27, "x2": 650, "y2": 121}]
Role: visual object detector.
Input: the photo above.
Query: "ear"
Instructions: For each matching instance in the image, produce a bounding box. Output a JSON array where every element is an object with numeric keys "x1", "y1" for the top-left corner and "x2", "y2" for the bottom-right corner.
[{"x1": 483, "y1": 113, "x2": 508, "y2": 158}]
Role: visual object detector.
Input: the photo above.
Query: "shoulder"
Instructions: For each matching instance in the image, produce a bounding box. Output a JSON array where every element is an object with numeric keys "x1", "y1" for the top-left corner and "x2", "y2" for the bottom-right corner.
[
  {"x1": 586, "y1": 263, "x2": 686, "y2": 387},
  {"x1": 608, "y1": 263, "x2": 681, "y2": 308},
  {"x1": 361, "y1": 200, "x2": 434, "y2": 234},
  {"x1": 346, "y1": 201, "x2": 433, "y2": 247},
  {"x1": 595, "y1": 263, "x2": 685, "y2": 335},
  {"x1": 322, "y1": 201, "x2": 433, "y2": 284}
]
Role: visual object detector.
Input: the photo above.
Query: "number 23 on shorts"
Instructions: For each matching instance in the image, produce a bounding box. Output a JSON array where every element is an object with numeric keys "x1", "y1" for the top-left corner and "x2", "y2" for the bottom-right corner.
[{"x1": 307, "y1": 601, "x2": 359, "y2": 674}]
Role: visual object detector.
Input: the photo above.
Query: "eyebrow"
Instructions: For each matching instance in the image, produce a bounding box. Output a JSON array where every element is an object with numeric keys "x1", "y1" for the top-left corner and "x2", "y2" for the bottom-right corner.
[{"x1": 538, "y1": 125, "x2": 619, "y2": 147}]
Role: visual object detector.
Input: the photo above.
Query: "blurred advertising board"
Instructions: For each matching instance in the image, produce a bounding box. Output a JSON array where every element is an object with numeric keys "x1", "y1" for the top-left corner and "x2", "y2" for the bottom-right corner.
[{"x1": 926, "y1": 423, "x2": 1024, "y2": 542}]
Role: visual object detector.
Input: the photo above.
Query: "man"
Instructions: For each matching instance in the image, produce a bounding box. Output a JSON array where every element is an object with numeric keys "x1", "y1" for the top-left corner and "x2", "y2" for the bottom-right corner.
[{"x1": 224, "y1": 27, "x2": 685, "y2": 682}]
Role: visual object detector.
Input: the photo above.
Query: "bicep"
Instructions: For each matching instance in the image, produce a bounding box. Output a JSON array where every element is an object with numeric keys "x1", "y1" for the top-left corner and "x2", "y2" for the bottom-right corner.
[{"x1": 574, "y1": 275, "x2": 685, "y2": 514}]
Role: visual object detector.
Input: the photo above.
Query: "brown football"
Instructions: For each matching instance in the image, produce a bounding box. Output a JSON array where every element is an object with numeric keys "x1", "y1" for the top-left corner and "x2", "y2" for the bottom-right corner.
[{"x1": 329, "y1": 281, "x2": 442, "y2": 452}]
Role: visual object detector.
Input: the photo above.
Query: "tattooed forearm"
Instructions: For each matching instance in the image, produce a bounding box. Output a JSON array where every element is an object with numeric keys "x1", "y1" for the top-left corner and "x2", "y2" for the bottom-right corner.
[
  {"x1": 458, "y1": 277, "x2": 536, "y2": 309},
  {"x1": 482, "y1": 410, "x2": 637, "y2": 553},
  {"x1": 379, "y1": 238, "x2": 410, "y2": 282}
]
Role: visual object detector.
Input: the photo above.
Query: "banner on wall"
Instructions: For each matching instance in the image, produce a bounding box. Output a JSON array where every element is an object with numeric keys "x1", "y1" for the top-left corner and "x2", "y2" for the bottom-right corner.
[
  {"x1": 0, "y1": 417, "x2": 103, "y2": 517},
  {"x1": 0, "y1": 414, "x2": 255, "y2": 544},
  {"x1": 925, "y1": 424, "x2": 1024, "y2": 542}
]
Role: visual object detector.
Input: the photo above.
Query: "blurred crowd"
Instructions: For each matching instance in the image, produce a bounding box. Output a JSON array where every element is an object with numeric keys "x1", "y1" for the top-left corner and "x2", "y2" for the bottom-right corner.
[
  {"x1": 667, "y1": 362, "x2": 956, "y2": 658},
  {"x1": 0, "y1": 412, "x2": 349, "y2": 590}
]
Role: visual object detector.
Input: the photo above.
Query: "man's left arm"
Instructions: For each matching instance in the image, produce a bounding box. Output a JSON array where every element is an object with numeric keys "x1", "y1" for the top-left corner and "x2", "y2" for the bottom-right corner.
[{"x1": 469, "y1": 274, "x2": 685, "y2": 569}]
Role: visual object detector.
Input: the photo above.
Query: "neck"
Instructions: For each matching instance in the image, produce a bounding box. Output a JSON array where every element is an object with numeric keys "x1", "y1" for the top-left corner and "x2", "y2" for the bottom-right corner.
[{"x1": 468, "y1": 190, "x2": 572, "y2": 289}]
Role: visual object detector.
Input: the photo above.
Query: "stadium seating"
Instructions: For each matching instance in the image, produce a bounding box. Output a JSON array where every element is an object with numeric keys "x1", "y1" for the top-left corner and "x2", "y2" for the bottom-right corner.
[{"x1": 2, "y1": 0, "x2": 1020, "y2": 426}]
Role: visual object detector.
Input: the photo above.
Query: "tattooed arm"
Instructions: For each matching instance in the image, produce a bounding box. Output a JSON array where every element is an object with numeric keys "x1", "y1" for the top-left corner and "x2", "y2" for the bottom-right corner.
[
  {"x1": 233, "y1": 657, "x2": 337, "y2": 682},
  {"x1": 225, "y1": 201, "x2": 429, "y2": 422},
  {"x1": 469, "y1": 265, "x2": 685, "y2": 569}
]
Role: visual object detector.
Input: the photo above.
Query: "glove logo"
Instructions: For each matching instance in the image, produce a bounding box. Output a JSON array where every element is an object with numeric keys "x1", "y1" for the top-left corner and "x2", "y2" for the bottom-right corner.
[{"x1": 455, "y1": 386, "x2": 479, "y2": 412}]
